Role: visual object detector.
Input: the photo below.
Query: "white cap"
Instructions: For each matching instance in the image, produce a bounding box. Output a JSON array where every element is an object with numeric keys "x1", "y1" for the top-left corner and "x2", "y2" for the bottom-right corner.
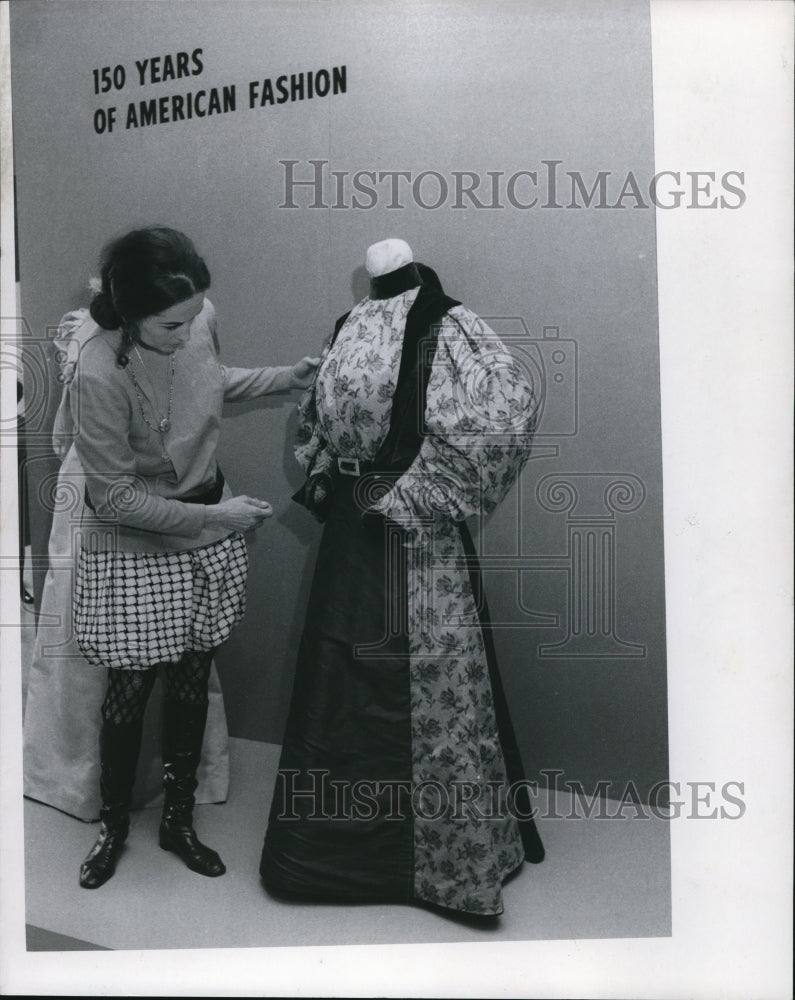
[{"x1": 365, "y1": 238, "x2": 414, "y2": 277}]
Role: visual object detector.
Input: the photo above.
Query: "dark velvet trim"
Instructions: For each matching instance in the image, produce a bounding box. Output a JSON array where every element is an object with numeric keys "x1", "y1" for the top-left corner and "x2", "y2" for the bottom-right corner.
[
  {"x1": 261, "y1": 479, "x2": 415, "y2": 903},
  {"x1": 369, "y1": 262, "x2": 421, "y2": 300},
  {"x1": 458, "y1": 520, "x2": 546, "y2": 864},
  {"x1": 372, "y1": 284, "x2": 459, "y2": 469},
  {"x1": 331, "y1": 311, "x2": 351, "y2": 342}
]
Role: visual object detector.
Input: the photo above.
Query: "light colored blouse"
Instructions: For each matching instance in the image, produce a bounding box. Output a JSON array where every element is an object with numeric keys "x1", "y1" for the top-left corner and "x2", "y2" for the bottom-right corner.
[{"x1": 57, "y1": 298, "x2": 296, "y2": 553}]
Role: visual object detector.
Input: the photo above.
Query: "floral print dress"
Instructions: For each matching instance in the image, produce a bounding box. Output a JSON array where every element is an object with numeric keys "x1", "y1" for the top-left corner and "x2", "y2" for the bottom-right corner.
[{"x1": 262, "y1": 287, "x2": 542, "y2": 916}]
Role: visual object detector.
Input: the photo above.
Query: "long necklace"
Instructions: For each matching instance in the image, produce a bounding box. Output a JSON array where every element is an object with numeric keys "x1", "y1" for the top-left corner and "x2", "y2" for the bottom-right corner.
[{"x1": 127, "y1": 346, "x2": 175, "y2": 461}]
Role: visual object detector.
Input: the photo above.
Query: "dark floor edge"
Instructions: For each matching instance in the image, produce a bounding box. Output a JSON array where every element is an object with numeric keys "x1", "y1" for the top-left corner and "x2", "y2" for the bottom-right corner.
[{"x1": 26, "y1": 923, "x2": 111, "y2": 952}]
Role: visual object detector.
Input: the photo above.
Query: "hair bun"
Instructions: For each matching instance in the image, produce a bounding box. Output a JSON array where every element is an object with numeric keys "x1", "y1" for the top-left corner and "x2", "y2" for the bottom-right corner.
[{"x1": 89, "y1": 291, "x2": 121, "y2": 330}]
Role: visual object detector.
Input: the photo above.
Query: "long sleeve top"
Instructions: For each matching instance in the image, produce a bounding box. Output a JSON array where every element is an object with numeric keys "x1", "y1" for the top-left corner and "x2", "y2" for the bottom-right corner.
[
  {"x1": 56, "y1": 298, "x2": 296, "y2": 553},
  {"x1": 294, "y1": 295, "x2": 536, "y2": 542}
]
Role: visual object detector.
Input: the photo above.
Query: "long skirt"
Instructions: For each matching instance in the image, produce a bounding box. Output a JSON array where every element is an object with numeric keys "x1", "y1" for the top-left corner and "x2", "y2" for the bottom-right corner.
[
  {"x1": 22, "y1": 445, "x2": 230, "y2": 821},
  {"x1": 260, "y1": 474, "x2": 544, "y2": 916}
]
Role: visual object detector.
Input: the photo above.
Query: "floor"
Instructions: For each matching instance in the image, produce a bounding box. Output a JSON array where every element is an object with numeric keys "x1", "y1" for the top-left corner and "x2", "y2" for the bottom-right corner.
[
  {"x1": 24, "y1": 736, "x2": 671, "y2": 951},
  {"x1": 18, "y1": 553, "x2": 671, "y2": 952}
]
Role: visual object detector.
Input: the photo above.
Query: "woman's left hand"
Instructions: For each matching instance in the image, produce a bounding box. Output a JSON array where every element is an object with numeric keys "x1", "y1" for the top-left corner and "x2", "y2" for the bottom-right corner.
[{"x1": 291, "y1": 356, "x2": 321, "y2": 388}]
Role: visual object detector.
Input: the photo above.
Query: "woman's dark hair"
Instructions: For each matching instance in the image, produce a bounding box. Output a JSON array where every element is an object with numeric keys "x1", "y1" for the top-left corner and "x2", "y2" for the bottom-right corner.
[{"x1": 89, "y1": 226, "x2": 211, "y2": 365}]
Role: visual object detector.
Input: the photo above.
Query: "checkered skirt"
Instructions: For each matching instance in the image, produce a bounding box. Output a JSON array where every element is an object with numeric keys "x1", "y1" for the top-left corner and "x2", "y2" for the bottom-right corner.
[{"x1": 73, "y1": 532, "x2": 248, "y2": 670}]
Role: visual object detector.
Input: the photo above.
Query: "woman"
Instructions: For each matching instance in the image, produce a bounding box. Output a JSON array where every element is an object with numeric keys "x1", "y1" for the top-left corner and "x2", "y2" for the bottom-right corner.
[
  {"x1": 260, "y1": 239, "x2": 544, "y2": 918},
  {"x1": 33, "y1": 226, "x2": 317, "y2": 889}
]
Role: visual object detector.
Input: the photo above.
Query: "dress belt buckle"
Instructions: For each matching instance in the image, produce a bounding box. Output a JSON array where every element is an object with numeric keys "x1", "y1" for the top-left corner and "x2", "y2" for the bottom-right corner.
[{"x1": 337, "y1": 457, "x2": 361, "y2": 477}]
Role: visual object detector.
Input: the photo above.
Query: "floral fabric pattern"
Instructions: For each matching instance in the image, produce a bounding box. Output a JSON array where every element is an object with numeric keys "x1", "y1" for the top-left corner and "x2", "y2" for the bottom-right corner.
[
  {"x1": 371, "y1": 304, "x2": 538, "y2": 532},
  {"x1": 293, "y1": 295, "x2": 537, "y2": 915},
  {"x1": 314, "y1": 288, "x2": 419, "y2": 461},
  {"x1": 408, "y1": 522, "x2": 525, "y2": 914}
]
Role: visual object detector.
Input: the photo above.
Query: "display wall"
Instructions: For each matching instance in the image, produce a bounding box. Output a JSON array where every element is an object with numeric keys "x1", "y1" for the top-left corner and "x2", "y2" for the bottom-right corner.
[{"x1": 10, "y1": 0, "x2": 667, "y2": 797}]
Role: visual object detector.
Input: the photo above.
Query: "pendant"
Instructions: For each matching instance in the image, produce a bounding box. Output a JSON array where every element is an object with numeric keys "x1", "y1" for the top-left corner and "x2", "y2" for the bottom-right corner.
[{"x1": 159, "y1": 418, "x2": 171, "y2": 433}]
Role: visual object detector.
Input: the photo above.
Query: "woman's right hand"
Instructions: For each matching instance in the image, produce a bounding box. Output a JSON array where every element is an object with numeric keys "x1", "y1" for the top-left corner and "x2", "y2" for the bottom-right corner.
[{"x1": 206, "y1": 495, "x2": 273, "y2": 532}]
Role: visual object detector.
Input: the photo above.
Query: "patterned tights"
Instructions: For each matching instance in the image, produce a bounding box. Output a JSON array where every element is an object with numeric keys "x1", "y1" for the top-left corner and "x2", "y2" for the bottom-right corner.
[{"x1": 101, "y1": 650, "x2": 214, "y2": 726}]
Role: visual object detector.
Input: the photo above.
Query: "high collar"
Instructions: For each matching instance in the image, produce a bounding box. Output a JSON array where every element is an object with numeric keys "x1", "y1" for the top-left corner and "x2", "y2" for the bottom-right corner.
[{"x1": 369, "y1": 262, "x2": 421, "y2": 300}]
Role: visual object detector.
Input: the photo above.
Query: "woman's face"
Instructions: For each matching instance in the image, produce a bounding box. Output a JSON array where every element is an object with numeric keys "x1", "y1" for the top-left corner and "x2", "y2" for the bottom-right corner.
[{"x1": 136, "y1": 292, "x2": 205, "y2": 354}]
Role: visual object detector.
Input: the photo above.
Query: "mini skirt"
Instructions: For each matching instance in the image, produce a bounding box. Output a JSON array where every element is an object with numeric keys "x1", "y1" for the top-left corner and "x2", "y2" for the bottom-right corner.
[{"x1": 73, "y1": 532, "x2": 248, "y2": 670}]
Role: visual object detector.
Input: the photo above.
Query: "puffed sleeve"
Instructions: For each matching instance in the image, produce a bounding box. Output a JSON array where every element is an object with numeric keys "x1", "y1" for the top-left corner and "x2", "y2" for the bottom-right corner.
[
  {"x1": 51, "y1": 309, "x2": 91, "y2": 459},
  {"x1": 368, "y1": 307, "x2": 537, "y2": 536},
  {"x1": 204, "y1": 300, "x2": 297, "y2": 400},
  {"x1": 71, "y1": 369, "x2": 207, "y2": 537},
  {"x1": 291, "y1": 333, "x2": 338, "y2": 519}
]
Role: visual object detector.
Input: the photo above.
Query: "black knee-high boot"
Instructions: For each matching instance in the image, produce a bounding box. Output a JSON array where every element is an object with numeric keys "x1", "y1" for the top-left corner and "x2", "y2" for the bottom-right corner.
[
  {"x1": 158, "y1": 699, "x2": 225, "y2": 877},
  {"x1": 79, "y1": 717, "x2": 144, "y2": 889}
]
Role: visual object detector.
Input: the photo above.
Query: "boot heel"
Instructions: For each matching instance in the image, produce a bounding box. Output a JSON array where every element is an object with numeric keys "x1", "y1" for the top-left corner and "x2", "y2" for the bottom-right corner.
[
  {"x1": 79, "y1": 822, "x2": 129, "y2": 889},
  {"x1": 160, "y1": 697, "x2": 225, "y2": 877},
  {"x1": 81, "y1": 715, "x2": 143, "y2": 891},
  {"x1": 158, "y1": 821, "x2": 226, "y2": 877}
]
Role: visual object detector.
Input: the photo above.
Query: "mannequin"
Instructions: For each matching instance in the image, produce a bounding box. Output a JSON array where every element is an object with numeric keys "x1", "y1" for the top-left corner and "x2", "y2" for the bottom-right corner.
[{"x1": 261, "y1": 239, "x2": 544, "y2": 917}]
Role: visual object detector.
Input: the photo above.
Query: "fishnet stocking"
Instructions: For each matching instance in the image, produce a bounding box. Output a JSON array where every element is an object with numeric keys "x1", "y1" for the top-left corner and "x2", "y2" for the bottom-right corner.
[
  {"x1": 100, "y1": 649, "x2": 214, "y2": 724},
  {"x1": 163, "y1": 649, "x2": 214, "y2": 706},
  {"x1": 101, "y1": 668, "x2": 156, "y2": 726}
]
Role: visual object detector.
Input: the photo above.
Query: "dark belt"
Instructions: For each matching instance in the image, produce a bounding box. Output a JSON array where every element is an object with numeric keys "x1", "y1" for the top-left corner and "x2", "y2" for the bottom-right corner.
[
  {"x1": 84, "y1": 468, "x2": 225, "y2": 512},
  {"x1": 293, "y1": 457, "x2": 408, "y2": 522},
  {"x1": 181, "y1": 469, "x2": 226, "y2": 504},
  {"x1": 333, "y1": 457, "x2": 408, "y2": 480}
]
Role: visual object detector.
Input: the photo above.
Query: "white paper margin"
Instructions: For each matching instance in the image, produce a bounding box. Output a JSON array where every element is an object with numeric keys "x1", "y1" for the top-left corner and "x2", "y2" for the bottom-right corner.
[{"x1": 1, "y1": 0, "x2": 792, "y2": 996}]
